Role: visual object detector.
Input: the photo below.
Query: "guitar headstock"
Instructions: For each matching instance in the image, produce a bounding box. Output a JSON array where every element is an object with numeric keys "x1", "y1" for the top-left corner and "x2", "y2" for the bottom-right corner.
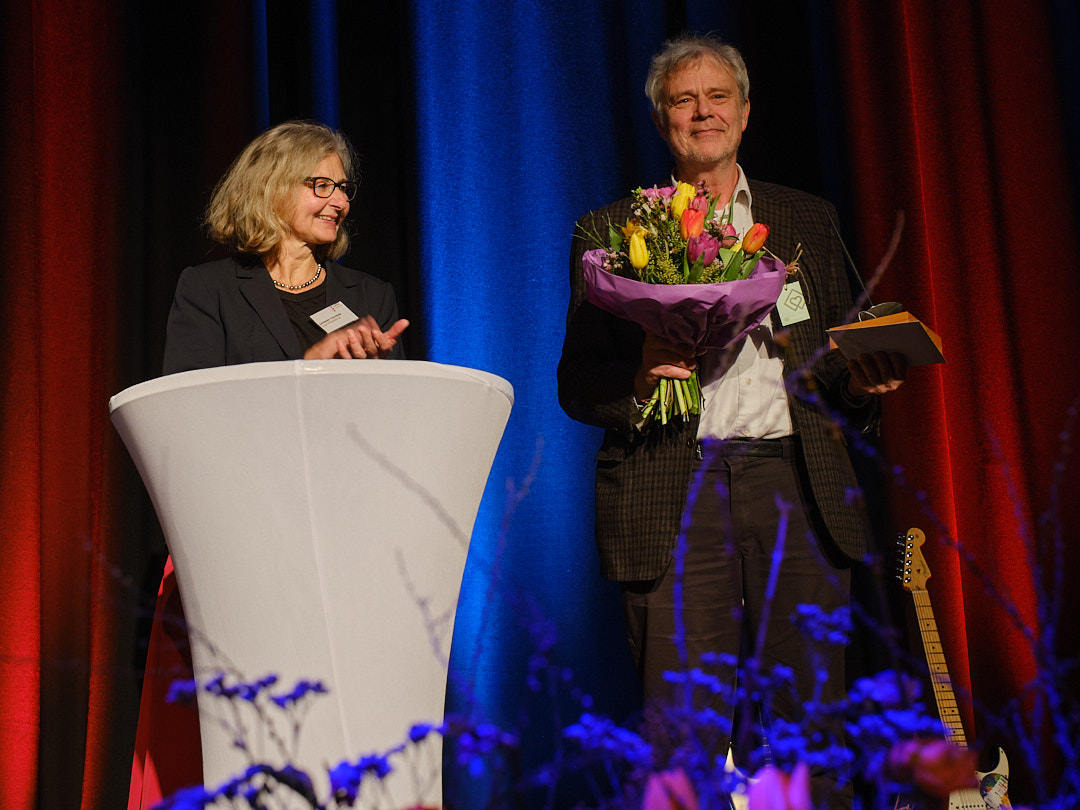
[{"x1": 897, "y1": 527, "x2": 931, "y2": 592}]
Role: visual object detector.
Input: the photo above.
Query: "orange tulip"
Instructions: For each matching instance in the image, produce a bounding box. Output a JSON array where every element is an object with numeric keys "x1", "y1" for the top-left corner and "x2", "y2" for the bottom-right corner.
[
  {"x1": 680, "y1": 208, "x2": 705, "y2": 240},
  {"x1": 743, "y1": 222, "x2": 769, "y2": 254}
]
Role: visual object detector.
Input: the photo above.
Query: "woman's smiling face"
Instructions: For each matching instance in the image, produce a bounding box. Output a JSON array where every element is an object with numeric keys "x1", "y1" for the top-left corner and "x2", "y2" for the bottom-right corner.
[{"x1": 283, "y1": 153, "x2": 351, "y2": 248}]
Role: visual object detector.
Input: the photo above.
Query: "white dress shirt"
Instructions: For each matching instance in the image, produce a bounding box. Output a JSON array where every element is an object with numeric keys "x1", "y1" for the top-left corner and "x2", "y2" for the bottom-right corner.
[{"x1": 695, "y1": 167, "x2": 793, "y2": 440}]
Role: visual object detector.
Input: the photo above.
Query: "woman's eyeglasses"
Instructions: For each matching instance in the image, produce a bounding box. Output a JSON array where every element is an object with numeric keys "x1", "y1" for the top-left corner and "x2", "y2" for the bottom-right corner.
[{"x1": 305, "y1": 177, "x2": 359, "y2": 200}]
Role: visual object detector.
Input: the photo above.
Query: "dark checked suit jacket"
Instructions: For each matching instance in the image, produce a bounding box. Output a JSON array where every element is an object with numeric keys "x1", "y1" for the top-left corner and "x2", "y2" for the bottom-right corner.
[
  {"x1": 163, "y1": 256, "x2": 404, "y2": 375},
  {"x1": 557, "y1": 179, "x2": 878, "y2": 582}
]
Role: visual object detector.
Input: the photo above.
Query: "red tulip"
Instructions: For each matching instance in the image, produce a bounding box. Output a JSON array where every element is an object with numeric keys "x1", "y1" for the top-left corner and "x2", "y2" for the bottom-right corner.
[
  {"x1": 680, "y1": 207, "x2": 705, "y2": 240},
  {"x1": 742, "y1": 222, "x2": 769, "y2": 254},
  {"x1": 884, "y1": 739, "x2": 978, "y2": 798}
]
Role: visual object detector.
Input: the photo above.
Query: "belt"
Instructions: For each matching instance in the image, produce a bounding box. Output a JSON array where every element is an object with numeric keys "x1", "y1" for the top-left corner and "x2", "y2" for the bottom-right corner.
[{"x1": 696, "y1": 436, "x2": 796, "y2": 461}]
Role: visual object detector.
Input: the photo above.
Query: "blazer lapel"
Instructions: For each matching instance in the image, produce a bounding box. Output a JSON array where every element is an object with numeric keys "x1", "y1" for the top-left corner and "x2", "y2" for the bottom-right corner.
[
  {"x1": 323, "y1": 261, "x2": 357, "y2": 313},
  {"x1": 236, "y1": 260, "x2": 302, "y2": 358},
  {"x1": 751, "y1": 185, "x2": 818, "y2": 375}
]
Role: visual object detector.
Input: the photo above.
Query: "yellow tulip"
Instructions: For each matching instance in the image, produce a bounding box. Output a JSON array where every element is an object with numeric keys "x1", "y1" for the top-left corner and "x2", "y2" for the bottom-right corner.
[
  {"x1": 670, "y1": 181, "x2": 696, "y2": 218},
  {"x1": 629, "y1": 230, "x2": 649, "y2": 269}
]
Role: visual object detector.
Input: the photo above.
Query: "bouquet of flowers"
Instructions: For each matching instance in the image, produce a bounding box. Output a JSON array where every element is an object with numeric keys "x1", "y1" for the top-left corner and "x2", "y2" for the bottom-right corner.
[{"x1": 581, "y1": 181, "x2": 787, "y2": 426}]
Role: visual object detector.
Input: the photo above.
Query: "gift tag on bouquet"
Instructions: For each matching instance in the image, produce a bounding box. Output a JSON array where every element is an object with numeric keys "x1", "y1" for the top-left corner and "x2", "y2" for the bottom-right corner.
[{"x1": 776, "y1": 281, "x2": 810, "y2": 326}]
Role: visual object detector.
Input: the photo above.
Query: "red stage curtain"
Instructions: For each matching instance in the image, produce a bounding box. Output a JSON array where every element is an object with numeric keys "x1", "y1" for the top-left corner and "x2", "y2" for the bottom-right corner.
[
  {"x1": 836, "y1": 0, "x2": 1080, "y2": 797},
  {"x1": 0, "y1": 0, "x2": 132, "y2": 807}
]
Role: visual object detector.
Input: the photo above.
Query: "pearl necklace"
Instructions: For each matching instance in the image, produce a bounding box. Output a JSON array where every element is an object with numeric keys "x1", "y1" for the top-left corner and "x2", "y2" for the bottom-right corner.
[{"x1": 273, "y1": 263, "x2": 323, "y2": 290}]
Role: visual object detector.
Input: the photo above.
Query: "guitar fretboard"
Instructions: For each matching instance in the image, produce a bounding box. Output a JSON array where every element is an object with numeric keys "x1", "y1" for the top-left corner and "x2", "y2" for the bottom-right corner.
[{"x1": 912, "y1": 590, "x2": 968, "y2": 748}]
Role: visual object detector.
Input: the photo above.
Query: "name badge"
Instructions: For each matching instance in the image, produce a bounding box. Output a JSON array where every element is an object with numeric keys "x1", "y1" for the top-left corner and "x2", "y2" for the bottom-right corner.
[
  {"x1": 310, "y1": 302, "x2": 359, "y2": 333},
  {"x1": 777, "y1": 281, "x2": 810, "y2": 326}
]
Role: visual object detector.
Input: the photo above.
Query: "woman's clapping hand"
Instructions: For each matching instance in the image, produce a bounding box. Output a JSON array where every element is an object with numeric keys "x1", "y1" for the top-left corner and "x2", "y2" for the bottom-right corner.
[{"x1": 303, "y1": 315, "x2": 409, "y2": 360}]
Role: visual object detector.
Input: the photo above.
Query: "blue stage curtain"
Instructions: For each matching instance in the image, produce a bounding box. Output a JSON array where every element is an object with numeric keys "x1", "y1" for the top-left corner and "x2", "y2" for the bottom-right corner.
[
  {"x1": 308, "y1": 0, "x2": 339, "y2": 127},
  {"x1": 252, "y1": 0, "x2": 271, "y2": 130},
  {"x1": 410, "y1": 2, "x2": 671, "y2": 802}
]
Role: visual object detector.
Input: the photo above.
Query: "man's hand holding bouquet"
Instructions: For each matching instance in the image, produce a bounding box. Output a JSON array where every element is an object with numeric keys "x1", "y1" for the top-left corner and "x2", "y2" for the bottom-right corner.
[{"x1": 580, "y1": 181, "x2": 786, "y2": 426}]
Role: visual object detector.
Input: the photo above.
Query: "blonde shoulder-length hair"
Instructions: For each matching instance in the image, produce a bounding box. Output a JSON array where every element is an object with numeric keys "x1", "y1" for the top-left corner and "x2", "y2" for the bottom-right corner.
[{"x1": 205, "y1": 121, "x2": 358, "y2": 262}]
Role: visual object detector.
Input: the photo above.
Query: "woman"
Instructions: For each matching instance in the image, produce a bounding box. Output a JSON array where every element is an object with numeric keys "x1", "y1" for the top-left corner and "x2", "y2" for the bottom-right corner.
[
  {"x1": 133, "y1": 122, "x2": 409, "y2": 808},
  {"x1": 163, "y1": 120, "x2": 408, "y2": 375}
]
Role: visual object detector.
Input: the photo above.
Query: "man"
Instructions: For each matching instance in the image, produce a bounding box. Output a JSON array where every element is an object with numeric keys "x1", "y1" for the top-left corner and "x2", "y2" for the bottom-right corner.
[{"x1": 557, "y1": 34, "x2": 905, "y2": 804}]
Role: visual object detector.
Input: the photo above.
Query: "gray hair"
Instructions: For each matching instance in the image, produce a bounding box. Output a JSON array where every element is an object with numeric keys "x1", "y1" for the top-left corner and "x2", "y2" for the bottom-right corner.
[{"x1": 645, "y1": 34, "x2": 749, "y2": 117}]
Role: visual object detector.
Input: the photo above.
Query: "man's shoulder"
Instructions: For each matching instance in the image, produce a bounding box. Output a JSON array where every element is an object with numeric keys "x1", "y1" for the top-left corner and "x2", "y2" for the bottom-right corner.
[
  {"x1": 748, "y1": 178, "x2": 830, "y2": 208},
  {"x1": 576, "y1": 196, "x2": 635, "y2": 226},
  {"x1": 747, "y1": 178, "x2": 840, "y2": 230}
]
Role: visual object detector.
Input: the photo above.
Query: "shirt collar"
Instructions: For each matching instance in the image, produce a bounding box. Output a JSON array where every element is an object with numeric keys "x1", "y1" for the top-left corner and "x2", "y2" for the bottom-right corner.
[
  {"x1": 669, "y1": 164, "x2": 752, "y2": 211},
  {"x1": 732, "y1": 164, "x2": 752, "y2": 210}
]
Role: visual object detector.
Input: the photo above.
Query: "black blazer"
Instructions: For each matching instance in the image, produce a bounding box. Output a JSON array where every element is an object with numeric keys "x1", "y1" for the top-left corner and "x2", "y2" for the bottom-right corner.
[
  {"x1": 558, "y1": 179, "x2": 877, "y2": 581},
  {"x1": 163, "y1": 256, "x2": 404, "y2": 375}
]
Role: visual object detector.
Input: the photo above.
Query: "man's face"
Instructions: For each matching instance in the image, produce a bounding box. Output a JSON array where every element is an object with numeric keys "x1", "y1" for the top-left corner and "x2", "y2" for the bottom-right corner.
[{"x1": 653, "y1": 57, "x2": 749, "y2": 172}]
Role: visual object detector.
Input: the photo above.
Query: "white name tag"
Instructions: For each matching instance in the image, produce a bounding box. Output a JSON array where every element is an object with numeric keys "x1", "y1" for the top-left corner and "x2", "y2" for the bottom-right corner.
[
  {"x1": 310, "y1": 302, "x2": 359, "y2": 333},
  {"x1": 777, "y1": 281, "x2": 810, "y2": 326}
]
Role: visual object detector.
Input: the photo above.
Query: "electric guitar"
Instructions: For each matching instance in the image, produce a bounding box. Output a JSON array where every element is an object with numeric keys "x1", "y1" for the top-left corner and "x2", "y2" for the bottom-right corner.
[{"x1": 895, "y1": 528, "x2": 1013, "y2": 810}]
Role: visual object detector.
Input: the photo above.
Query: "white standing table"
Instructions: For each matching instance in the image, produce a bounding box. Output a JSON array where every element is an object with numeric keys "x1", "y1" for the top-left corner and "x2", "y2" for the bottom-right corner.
[{"x1": 110, "y1": 360, "x2": 513, "y2": 806}]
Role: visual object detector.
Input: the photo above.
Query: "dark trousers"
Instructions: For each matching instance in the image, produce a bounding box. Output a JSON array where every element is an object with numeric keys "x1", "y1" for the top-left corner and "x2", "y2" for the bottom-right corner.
[{"x1": 621, "y1": 440, "x2": 852, "y2": 807}]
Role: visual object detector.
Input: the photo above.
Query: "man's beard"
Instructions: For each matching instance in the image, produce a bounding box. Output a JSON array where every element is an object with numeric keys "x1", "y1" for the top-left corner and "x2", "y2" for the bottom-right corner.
[{"x1": 684, "y1": 131, "x2": 741, "y2": 167}]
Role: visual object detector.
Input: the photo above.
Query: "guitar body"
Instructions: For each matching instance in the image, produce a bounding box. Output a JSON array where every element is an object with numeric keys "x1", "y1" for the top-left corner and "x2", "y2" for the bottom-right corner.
[
  {"x1": 891, "y1": 728, "x2": 1012, "y2": 810},
  {"x1": 942, "y1": 745, "x2": 1010, "y2": 808}
]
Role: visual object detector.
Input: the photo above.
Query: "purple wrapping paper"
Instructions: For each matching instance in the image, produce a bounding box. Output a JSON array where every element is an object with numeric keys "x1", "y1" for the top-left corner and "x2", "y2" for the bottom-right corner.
[{"x1": 583, "y1": 249, "x2": 788, "y2": 350}]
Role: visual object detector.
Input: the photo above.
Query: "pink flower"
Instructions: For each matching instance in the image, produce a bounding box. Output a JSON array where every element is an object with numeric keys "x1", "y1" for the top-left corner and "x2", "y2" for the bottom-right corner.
[
  {"x1": 687, "y1": 234, "x2": 720, "y2": 267},
  {"x1": 747, "y1": 763, "x2": 811, "y2": 810},
  {"x1": 641, "y1": 185, "x2": 676, "y2": 201},
  {"x1": 642, "y1": 769, "x2": 699, "y2": 810}
]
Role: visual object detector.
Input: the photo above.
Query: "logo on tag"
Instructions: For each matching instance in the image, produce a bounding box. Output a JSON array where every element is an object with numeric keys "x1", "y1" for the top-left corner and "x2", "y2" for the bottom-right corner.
[{"x1": 777, "y1": 281, "x2": 810, "y2": 326}]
